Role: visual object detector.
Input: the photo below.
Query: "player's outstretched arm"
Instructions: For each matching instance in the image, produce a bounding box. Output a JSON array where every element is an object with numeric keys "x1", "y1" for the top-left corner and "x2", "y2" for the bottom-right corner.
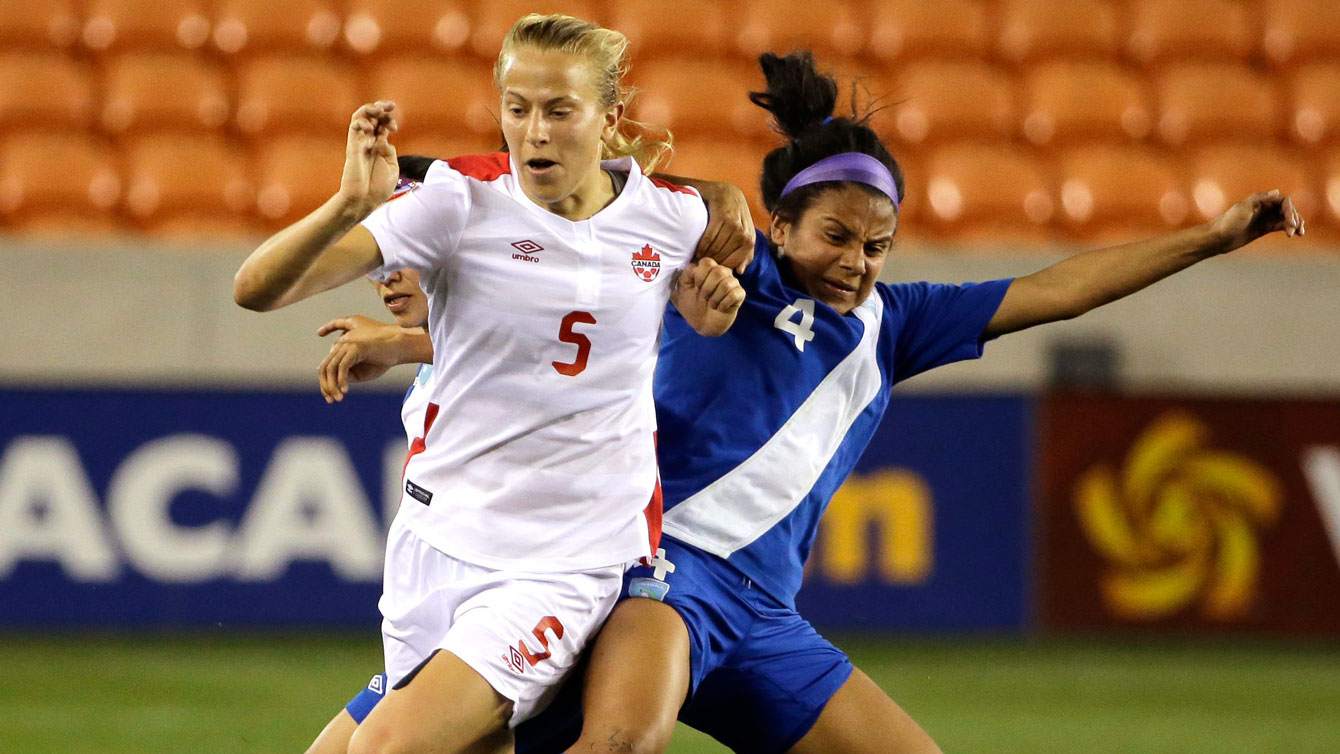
[
  {"x1": 985, "y1": 190, "x2": 1305, "y2": 337},
  {"x1": 316, "y1": 315, "x2": 433, "y2": 403},
  {"x1": 672, "y1": 257, "x2": 746, "y2": 337},
  {"x1": 234, "y1": 101, "x2": 400, "y2": 312},
  {"x1": 655, "y1": 173, "x2": 755, "y2": 273}
]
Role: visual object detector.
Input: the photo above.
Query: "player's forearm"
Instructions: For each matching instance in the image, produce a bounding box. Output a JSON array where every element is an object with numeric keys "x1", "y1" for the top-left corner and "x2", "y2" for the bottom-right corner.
[
  {"x1": 986, "y1": 222, "x2": 1226, "y2": 336},
  {"x1": 396, "y1": 328, "x2": 434, "y2": 365},
  {"x1": 233, "y1": 196, "x2": 372, "y2": 312}
]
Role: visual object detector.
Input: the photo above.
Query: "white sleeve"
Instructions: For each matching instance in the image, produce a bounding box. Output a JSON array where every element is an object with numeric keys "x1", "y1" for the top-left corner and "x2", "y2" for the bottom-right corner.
[{"x1": 360, "y1": 169, "x2": 470, "y2": 275}]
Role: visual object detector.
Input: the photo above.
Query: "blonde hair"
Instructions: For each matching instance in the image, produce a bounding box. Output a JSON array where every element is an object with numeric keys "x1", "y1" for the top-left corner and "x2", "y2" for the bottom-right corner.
[{"x1": 495, "y1": 13, "x2": 672, "y2": 173}]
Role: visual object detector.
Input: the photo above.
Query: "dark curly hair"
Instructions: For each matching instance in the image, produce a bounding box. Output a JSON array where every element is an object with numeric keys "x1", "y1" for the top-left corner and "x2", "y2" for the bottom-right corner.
[{"x1": 750, "y1": 51, "x2": 904, "y2": 223}]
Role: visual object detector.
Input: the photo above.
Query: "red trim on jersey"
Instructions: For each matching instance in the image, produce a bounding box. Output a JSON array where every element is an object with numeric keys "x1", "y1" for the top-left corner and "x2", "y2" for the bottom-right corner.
[
  {"x1": 648, "y1": 176, "x2": 698, "y2": 196},
  {"x1": 402, "y1": 402, "x2": 440, "y2": 479},
  {"x1": 445, "y1": 152, "x2": 511, "y2": 181},
  {"x1": 643, "y1": 432, "x2": 663, "y2": 553}
]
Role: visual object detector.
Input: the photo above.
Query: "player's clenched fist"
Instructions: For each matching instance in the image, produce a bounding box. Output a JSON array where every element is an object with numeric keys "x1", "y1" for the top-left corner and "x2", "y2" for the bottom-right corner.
[
  {"x1": 674, "y1": 257, "x2": 746, "y2": 337},
  {"x1": 1210, "y1": 189, "x2": 1305, "y2": 252},
  {"x1": 339, "y1": 101, "x2": 400, "y2": 217}
]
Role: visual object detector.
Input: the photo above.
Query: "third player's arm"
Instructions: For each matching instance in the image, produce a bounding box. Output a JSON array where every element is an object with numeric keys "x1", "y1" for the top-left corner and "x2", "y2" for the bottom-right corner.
[{"x1": 984, "y1": 191, "x2": 1304, "y2": 338}]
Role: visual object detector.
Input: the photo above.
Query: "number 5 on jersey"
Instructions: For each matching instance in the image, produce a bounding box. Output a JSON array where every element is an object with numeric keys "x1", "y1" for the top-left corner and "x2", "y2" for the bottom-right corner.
[
  {"x1": 774, "y1": 298, "x2": 816, "y2": 351},
  {"x1": 553, "y1": 311, "x2": 596, "y2": 376}
]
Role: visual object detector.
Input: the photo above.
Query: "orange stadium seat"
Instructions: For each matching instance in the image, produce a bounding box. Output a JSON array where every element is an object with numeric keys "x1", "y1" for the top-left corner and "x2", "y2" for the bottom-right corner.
[
  {"x1": 607, "y1": 0, "x2": 734, "y2": 61},
  {"x1": 367, "y1": 57, "x2": 500, "y2": 137},
  {"x1": 1324, "y1": 151, "x2": 1340, "y2": 231},
  {"x1": 1020, "y1": 61, "x2": 1153, "y2": 146},
  {"x1": 1155, "y1": 64, "x2": 1282, "y2": 146},
  {"x1": 0, "y1": 54, "x2": 95, "y2": 132},
  {"x1": 1262, "y1": 0, "x2": 1340, "y2": 66},
  {"x1": 342, "y1": 0, "x2": 471, "y2": 56},
  {"x1": 1187, "y1": 145, "x2": 1316, "y2": 221},
  {"x1": 1187, "y1": 144, "x2": 1320, "y2": 250},
  {"x1": 100, "y1": 54, "x2": 229, "y2": 134},
  {"x1": 885, "y1": 61, "x2": 1015, "y2": 144},
  {"x1": 122, "y1": 135, "x2": 253, "y2": 227},
  {"x1": 1125, "y1": 0, "x2": 1256, "y2": 65},
  {"x1": 733, "y1": 0, "x2": 865, "y2": 62},
  {"x1": 922, "y1": 143, "x2": 1056, "y2": 241},
  {"x1": 1288, "y1": 63, "x2": 1340, "y2": 145},
  {"x1": 661, "y1": 139, "x2": 769, "y2": 225},
  {"x1": 0, "y1": 134, "x2": 121, "y2": 220},
  {"x1": 468, "y1": 0, "x2": 600, "y2": 59},
  {"x1": 0, "y1": 2, "x2": 81, "y2": 50},
  {"x1": 995, "y1": 0, "x2": 1122, "y2": 63},
  {"x1": 629, "y1": 58, "x2": 768, "y2": 140},
  {"x1": 1057, "y1": 146, "x2": 1190, "y2": 234},
  {"x1": 395, "y1": 135, "x2": 507, "y2": 163},
  {"x1": 81, "y1": 0, "x2": 210, "y2": 53},
  {"x1": 235, "y1": 56, "x2": 362, "y2": 137},
  {"x1": 253, "y1": 136, "x2": 346, "y2": 226},
  {"x1": 867, "y1": 0, "x2": 993, "y2": 62},
  {"x1": 211, "y1": 0, "x2": 341, "y2": 56},
  {"x1": 6, "y1": 214, "x2": 129, "y2": 237}
]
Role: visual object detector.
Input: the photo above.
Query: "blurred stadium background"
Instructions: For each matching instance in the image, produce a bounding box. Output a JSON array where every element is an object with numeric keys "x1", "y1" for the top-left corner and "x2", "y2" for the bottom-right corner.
[{"x1": 2, "y1": 0, "x2": 1339, "y2": 752}]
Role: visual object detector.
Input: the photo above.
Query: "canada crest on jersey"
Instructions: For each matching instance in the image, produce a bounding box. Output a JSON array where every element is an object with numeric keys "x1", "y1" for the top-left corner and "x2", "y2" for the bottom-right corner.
[{"x1": 631, "y1": 244, "x2": 661, "y2": 282}]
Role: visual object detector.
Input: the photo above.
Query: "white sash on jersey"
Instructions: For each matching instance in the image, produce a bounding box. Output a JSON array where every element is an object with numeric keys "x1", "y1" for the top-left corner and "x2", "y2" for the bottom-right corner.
[{"x1": 662, "y1": 293, "x2": 886, "y2": 557}]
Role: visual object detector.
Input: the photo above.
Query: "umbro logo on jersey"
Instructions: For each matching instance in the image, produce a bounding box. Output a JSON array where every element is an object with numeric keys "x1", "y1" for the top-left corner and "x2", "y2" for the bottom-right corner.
[
  {"x1": 511, "y1": 239, "x2": 542, "y2": 264},
  {"x1": 631, "y1": 244, "x2": 661, "y2": 282}
]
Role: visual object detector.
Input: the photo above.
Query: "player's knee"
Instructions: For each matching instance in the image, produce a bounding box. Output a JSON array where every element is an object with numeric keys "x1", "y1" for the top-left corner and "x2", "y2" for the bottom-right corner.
[
  {"x1": 347, "y1": 722, "x2": 416, "y2": 754},
  {"x1": 571, "y1": 719, "x2": 673, "y2": 754}
]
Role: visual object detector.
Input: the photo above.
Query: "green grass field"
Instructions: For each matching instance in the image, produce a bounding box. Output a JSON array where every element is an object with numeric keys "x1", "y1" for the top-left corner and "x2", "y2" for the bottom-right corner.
[{"x1": 1, "y1": 634, "x2": 1337, "y2": 753}]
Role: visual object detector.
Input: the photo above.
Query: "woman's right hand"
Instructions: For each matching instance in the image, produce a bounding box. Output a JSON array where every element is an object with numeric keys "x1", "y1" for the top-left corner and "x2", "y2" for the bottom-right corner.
[{"x1": 338, "y1": 101, "x2": 400, "y2": 218}]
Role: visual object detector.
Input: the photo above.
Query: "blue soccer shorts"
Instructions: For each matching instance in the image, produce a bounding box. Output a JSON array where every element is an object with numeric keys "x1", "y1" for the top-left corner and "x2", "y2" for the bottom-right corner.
[{"x1": 628, "y1": 537, "x2": 852, "y2": 753}]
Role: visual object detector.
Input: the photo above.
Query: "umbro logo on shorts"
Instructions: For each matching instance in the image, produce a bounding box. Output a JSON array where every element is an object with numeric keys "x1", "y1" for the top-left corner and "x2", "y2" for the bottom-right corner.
[{"x1": 510, "y1": 239, "x2": 542, "y2": 264}]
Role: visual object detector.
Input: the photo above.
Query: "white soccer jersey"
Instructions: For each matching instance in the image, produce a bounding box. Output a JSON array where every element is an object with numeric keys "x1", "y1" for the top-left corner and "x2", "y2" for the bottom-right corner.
[{"x1": 362, "y1": 153, "x2": 707, "y2": 571}]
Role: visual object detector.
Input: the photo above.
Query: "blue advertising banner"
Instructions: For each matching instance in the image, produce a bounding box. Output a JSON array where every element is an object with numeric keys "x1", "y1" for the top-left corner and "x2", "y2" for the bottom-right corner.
[
  {"x1": 796, "y1": 394, "x2": 1032, "y2": 632},
  {"x1": 1, "y1": 389, "x2": 1033, "y2": 631},
  {"x1": 0, "y1": 388, "x2": 407, "y2": 628}
]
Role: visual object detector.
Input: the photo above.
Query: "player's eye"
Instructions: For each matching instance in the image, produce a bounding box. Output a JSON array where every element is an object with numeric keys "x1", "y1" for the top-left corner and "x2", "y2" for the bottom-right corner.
[
  {"x1": 506, "y1": 105, "x2": 525, "y2": 117},
  {"x1": 826, "y1": 233, "x2": 845, "y2": 246},
  {"x1": 550, "y1": 109, "x2": 572, "y2": 119}
]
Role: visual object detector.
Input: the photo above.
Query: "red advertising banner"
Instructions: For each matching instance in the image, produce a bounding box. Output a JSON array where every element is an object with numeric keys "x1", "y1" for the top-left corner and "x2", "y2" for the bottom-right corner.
[{"x1": 1039, "y1": 392, "x2": 1340, "y2": 636}]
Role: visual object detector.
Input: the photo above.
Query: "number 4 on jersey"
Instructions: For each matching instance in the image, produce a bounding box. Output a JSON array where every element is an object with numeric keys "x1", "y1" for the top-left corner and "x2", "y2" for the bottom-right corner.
[{"x1": 774, "y1": 298, "x2": 816, "y2": 351}]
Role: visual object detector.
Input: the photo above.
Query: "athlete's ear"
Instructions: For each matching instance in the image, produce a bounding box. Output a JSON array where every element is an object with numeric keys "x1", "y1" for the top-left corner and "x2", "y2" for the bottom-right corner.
[
  {"x1": 769, "y1": 211, "x2": 792, "y2": 252},
  {"x1": 601, "y1": 101, "x2": 624, "y2": 142}
]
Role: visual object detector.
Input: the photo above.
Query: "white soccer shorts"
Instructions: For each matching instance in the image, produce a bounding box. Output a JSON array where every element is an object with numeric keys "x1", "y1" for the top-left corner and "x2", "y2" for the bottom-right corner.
[{"x1": 379, "y1": 517, "x2": 624, "y2": 726}]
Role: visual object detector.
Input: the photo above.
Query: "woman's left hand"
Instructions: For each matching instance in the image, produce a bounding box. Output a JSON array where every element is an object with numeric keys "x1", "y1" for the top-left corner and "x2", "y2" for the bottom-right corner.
[{"x1": 1210, "y1": 190, "x2": 1305, "y2": 253}]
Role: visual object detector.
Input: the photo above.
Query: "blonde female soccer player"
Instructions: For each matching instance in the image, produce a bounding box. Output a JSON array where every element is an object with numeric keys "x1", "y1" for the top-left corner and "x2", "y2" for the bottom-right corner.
[{"x1": 234, "y1": 14, "x2": 747, "y2": 754}]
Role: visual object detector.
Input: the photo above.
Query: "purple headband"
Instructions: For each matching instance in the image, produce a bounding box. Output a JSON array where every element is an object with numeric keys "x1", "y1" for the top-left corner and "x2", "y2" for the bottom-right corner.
[{"x1": 779, "y1": 152, "x2": 900, "y2": 209}]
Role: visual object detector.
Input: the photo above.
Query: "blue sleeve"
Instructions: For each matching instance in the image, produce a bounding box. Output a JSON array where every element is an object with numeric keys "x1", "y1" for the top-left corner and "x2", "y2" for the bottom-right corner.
[{"x1": 880, "y1": 278, "x2": 1013, "y2": 383}]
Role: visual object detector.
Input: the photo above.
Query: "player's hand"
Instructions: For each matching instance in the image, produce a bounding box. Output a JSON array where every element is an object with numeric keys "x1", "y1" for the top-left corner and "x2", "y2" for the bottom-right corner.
[
  {"x1": 338, "y1": 101, "x2": 400, "y2": 218},
  {"x1": 1210, "y1": 190, "x2": 1305, "y2": 252},
  {"x1": 674, "y1": 258, "x2": 746, "y2": 337},
  {"x1": 316, "y1": 315, "x2": 406, "y2": 403},
  {"x1": 693, "y1": 181, "x2": 755, "y2": 274}
]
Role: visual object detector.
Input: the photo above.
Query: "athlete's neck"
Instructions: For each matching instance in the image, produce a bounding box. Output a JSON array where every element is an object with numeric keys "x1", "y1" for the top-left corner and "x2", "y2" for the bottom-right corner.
[{"x1": 539, "y1": 165, "x2": 620, "y2": 221}]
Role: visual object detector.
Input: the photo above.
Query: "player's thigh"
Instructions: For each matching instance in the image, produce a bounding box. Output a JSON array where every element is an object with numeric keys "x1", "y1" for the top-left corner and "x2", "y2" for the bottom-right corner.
[
  {"x1": 349, "y1": 649, "x2": 513, "y2": 754},
  {"x1": 787, "y1": 668, "x2": 940, "y2": 754},
  {"x1": 571, "y1": 598, "x2": 692, "y2": 754},
  {"x1": 306, "y1": 709, "x2": 358, "y2": 754}
]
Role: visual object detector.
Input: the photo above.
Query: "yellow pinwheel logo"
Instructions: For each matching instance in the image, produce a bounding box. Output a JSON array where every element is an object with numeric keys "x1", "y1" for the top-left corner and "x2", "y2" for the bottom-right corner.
[{"x1": 1074, "y1": 412, "x2": 1281, "y2": 621}]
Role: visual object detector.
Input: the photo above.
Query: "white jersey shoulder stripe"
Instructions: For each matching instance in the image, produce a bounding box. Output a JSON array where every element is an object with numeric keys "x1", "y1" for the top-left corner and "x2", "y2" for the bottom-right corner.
[{"x1": 662, "y1": 293, "x2": 886, "y2": 557}]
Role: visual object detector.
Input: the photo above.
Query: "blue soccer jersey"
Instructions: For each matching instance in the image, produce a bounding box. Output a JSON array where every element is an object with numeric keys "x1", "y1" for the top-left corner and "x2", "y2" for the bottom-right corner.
[{"x1": 656, "y1": 231, "x2": 1012, "y2": 604}]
